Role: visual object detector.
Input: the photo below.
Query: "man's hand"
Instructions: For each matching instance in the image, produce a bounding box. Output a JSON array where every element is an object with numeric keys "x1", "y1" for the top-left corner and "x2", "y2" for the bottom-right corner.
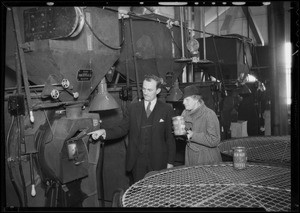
[{"x1": 87, "y1": 129, "x2": 106, "y2": 140}]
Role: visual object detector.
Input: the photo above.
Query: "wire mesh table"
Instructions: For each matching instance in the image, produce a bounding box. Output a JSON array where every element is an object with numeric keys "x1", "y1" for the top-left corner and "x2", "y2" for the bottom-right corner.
[
  {"x1": 122, "y1": 163, "x2": 290, "y2": 211},
  {"x1": 218, "y1": 135, "x2": 290, "y2": 166}
]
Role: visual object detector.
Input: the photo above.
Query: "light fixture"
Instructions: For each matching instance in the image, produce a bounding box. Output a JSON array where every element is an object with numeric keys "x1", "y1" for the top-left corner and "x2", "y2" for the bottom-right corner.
[
  {"x1": 46, "y1": 2, "x2": 54, "y2": 6},
  {"x1": 89, "y1": 78, "x2": 119, "y2": 111},
  {"x1": 263, "y1": 2, "x2": 271, "y2": 6},
  {"x1": 232, "y1": 2, "x2": 246, "y2": 5},
  {"x1": 158, "y1": 2, "x2": 188, "y2": 5},
  {"x1": 166, "y1": 80, "x2": 183, "y2": 102}
]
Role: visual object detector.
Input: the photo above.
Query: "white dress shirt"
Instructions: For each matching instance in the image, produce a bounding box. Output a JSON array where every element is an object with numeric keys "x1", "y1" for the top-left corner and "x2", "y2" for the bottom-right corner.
[{"x1": 144, "y1": 98, "x2": 157, "y2": 111}]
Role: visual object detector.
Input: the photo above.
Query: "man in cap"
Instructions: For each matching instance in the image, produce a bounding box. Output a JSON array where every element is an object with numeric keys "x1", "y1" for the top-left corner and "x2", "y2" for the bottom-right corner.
[{"x1": 180, "y1": 85, "x2": 222, "y2": 166}]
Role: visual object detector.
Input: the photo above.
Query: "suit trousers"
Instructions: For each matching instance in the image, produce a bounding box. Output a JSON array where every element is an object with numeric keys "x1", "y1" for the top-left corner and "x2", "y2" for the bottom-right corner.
[{"x1": 132, "y1": 151, "x2": 152, "y2": 183}]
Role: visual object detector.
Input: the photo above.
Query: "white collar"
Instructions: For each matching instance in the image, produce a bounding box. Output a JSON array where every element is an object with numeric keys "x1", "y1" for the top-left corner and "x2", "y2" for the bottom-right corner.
[{"x1": 144, "y1": 98, "x2": 157, "y2": 110}]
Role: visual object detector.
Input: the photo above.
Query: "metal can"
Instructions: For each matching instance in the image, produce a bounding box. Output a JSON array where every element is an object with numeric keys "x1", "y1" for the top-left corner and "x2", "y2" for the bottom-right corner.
[
  {"x1": 68, "y1": 143, "x2": 78, "y2": 160},
  {"x1": 172, "y1": 116, "x2": 186, "y2": 136},
  {"x1": 233, "y1": 147, "x2": 247, "y2": 169}
]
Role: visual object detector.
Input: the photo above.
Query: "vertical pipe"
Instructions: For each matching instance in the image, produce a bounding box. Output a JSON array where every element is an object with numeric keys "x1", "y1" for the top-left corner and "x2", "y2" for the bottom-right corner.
[
  {"x1": 179, "y1": 7, "x2": 187, "y2": 83},
  {"x1": 29, "y1": 154, "x2": 36, "y2": 197},
  {"x1": 217, "y1": 7, "x2": 220, "y2": 36},
  {"x1": 97, "y1": 136, "x2": 105, "y2": 207},
  {"x1": 129, "y1": 18, "x2": 141, "y2": 101},
  {"x1": 179, "y1": 7, "x2": 185, "y2": 58},
  {"x1": 12, "y1": 7, "x2": 34, "y2": 123},
  {"x1": 123, "y1": 19, "x2": 130, "y2": 89},
  {"x1": 201, "y1": 7, "x2": 207, "y2": 60},
  {"x1": 187, "y1": 6, "x2": 193, "y2": 83},
  {"x1": 99, "y1": 141, "x2": 105, "y2": 207},
  {"x1": 268, "y1": 2, "x2": 289, "y2": 135}
]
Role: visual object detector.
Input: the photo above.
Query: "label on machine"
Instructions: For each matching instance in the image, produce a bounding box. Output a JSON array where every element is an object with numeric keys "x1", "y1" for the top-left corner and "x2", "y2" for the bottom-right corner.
[{"x1": 77, "y1": 69, "x2": 93, "y2": 81}]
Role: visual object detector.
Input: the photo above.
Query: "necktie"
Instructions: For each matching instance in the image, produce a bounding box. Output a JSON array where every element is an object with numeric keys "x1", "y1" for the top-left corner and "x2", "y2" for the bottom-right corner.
[{"x1": 146, "y1": 101, "x2": 151, "y2": 117}]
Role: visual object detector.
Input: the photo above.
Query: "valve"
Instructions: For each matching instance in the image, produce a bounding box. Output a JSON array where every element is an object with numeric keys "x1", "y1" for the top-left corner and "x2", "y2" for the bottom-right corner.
[
  {"x1": 50, "y1": 89, "x2": 59, "y2": 99},
  {"x1": 61, "y1": 79, "x2": 70, "y2": 89},
  {"x1": 73, "y1": 92, "x2": 79, "y2": 99}
]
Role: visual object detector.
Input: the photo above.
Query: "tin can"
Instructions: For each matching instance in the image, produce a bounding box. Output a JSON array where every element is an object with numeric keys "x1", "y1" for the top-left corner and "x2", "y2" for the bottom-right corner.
[
  {"x1": 172, "y1": 116, "x2": 186, "y2": 136},
  {"x1": 68, "y1": 143, "x2": 78, "y2": 160},
  {"x1": 233, "y1": 147, "x2": 247, "y2": 169}
]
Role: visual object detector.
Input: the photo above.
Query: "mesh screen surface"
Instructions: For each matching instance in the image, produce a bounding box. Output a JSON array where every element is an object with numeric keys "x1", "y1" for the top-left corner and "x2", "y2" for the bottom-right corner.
[
  {"x1": 122, "y1": 163, "x2": 290, "y2": 211},
  {"x1": 218, "y1": 136, "x2": 290, "y2": 165}
]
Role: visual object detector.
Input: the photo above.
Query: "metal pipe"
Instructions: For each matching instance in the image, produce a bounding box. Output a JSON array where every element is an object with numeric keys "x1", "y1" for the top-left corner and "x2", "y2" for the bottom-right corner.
[
  {"x1": 129, "y1": 17, "x2": 141, "y2": 101},
  {"x1": 179, "y1": 7, "x2": 185, "y2": 58},
  {"x1": 32, "y1": 100, "x2": 88, "y2": 111},
  {"x1": 15, "y1": 51, "x2": 22, "y2": 94},
  {"x1": 29, "y1": 154, "x2": 36, "y2": 197},
  {"x1": 105, "y1": 6, "x2": 234, "y2": 38},
  {"x1": 124, "y1": 21, "x2": 130, "y2": 89},
  {"x1": 6, "y1": 116, "x2": 23, "y2": 207},
  {"x1": 12, "y1": 7, "x2": 34, "y2": 123},
  {"x1": 5, "y1": 83, "x2": 62, "y2": 92},
  {"x1": 9, "y1": 43, "x2": 28, "y2": 207},
  {"x1": 17, "y1": 116, "x2": 28, "y2": 207},
  {"x1": 97, "y1": 139, "x2": 105, "y2": 207},
  {"x1": 201, "y1": 7, "x2": 207, "y2": 60}
]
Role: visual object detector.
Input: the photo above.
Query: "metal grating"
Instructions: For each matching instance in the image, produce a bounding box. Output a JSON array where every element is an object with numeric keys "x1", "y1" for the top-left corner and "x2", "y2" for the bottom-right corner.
[
  {"x1": 122, "y1": 163, "x2": 290, "y2": 211},
  {"x1": 218, "y1": 136, "x2": 290, "y2": 165}
]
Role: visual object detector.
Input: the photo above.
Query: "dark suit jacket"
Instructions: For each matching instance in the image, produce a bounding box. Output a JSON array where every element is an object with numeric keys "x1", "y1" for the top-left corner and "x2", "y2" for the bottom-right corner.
[{"x1": 105, "y1": 100, "x2": 176, "y2": 172}]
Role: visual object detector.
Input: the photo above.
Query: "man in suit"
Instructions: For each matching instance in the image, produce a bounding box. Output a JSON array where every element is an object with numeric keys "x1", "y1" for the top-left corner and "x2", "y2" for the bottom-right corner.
[{"x1": 88, "y1": 74, "x2": 176, "y2": 183}]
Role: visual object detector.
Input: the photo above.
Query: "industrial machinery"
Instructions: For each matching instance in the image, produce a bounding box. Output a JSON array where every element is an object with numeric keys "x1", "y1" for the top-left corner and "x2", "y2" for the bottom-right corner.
[
  {"x1": 4, "y1": 6, "x2": 266, "y2": 208},
  {"x1": 5, "y1": 6, "x2": 121, "y2": 207},
  {"x1": 3, "y1": 6, "x2": 185, "y2": 207}
]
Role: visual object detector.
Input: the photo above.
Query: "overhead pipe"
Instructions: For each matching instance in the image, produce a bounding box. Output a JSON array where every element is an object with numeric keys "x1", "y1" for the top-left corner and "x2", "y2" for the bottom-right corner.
[{"x1": 106, "y1": 7, "x2": 217, "y2": 37}]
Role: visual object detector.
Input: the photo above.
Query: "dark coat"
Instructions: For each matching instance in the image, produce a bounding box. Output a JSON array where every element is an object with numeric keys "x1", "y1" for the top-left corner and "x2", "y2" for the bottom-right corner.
[{"x1": 105, "y1": 100, "x2": 176, "y2": 172}]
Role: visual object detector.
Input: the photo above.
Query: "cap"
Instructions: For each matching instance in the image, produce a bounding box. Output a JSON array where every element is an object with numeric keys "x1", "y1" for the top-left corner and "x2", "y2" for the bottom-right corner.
[{"x1": 183, "y1": 85, "x2": 200, "y2": 99}]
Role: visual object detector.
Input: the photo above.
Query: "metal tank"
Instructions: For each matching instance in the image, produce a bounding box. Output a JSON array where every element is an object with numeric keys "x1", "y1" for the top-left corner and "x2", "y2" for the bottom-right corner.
[{"x1": 114, "y1": 13, "x2": 187, "y2": 91}]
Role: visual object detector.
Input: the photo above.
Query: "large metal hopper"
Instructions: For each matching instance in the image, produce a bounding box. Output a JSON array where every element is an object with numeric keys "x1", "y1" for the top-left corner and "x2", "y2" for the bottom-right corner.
[
  {"x1": 5, "y1": 7, "x2": 120, "y2": 102},
  {"x1": 115, "y1": 14, "x2": 187, "y2": 85}
]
